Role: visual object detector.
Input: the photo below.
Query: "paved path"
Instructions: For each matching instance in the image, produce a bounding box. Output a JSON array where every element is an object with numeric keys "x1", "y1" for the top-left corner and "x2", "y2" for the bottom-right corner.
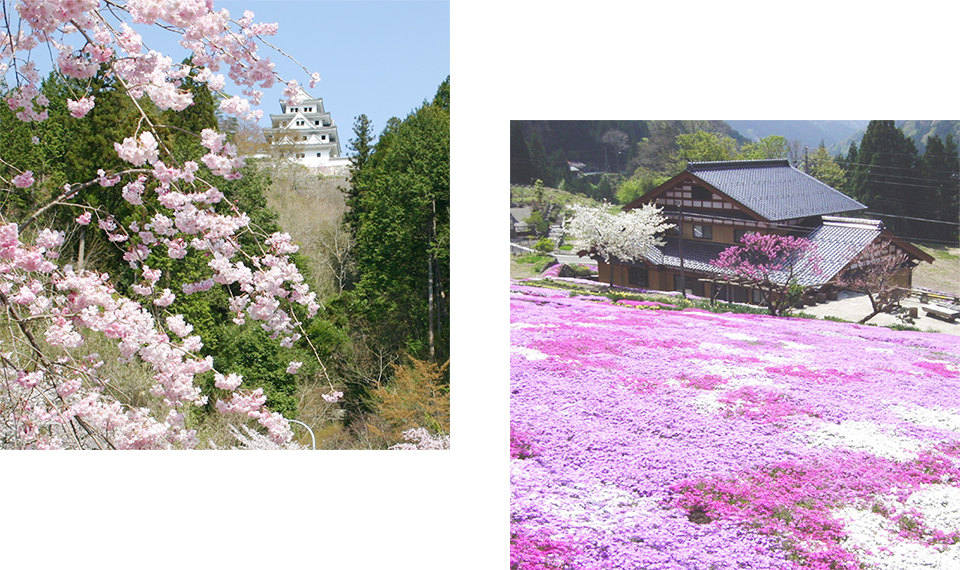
[
  {"x1": 801, "y1": 291, "x2": 960, "y2": 336},
  {"x1": 553, "y1": 251, "x2": 597, "y2": 268},
  {"x1": 543, "y1": 244, "x2": 959, "y2": 337}
]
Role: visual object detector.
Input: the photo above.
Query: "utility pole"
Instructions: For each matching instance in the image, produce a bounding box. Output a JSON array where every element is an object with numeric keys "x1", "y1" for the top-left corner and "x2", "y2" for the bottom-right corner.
[{"x1": 678, "y1": 204, "x2": 686, "y2": 298}]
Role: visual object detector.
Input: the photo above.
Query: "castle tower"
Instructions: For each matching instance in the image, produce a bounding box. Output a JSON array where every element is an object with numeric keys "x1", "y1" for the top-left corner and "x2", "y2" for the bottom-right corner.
[{"x1": 264, "y1": 88, "x2": 346, "y2": 169}]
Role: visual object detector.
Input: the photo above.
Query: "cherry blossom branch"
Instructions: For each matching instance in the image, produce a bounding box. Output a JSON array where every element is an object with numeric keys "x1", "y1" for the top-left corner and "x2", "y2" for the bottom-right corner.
[{"x1": 21, "y1": 168, "x2": 152, "y2": 230}]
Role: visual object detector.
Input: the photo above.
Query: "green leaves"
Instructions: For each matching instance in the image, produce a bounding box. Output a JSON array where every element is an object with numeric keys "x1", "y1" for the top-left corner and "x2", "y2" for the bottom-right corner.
[{"x1": 351, "y1": 79, "x2": 450, "y2": 362}]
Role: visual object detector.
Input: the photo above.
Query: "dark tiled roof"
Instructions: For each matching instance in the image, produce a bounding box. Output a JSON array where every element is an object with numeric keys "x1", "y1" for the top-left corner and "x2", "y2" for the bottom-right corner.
[
  {"x1": 641, "y1": 218, "x2": 883, "y2": 287},
  {"x1": 686, "y1": 160, "x2": 866, "y2": 221},
  {"x1": 797, "y1": 218, "x2": 882, "y2": 285},
  {"x1": 642, "y1": 238, "x2": 731, "y2": 274}
]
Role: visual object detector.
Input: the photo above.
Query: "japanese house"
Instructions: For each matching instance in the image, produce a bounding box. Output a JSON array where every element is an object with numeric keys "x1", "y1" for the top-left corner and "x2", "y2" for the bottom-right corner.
[{"x1": 600, "y1": 159, "x2": 933, "y2": 303}]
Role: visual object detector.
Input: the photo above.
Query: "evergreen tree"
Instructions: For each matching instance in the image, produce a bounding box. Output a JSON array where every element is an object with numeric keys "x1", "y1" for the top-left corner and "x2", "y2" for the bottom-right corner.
[
  {"x1": 159, "y1": 60, "x2": 219, "y2": 162},
  {"x1": 527, "y1": 129, "x2": 553, "y2": 187},
  {"x1": 352, "y1": 78, "x2": 450, "y2": 363},
  {"x1": 343, "y1": 114, "x2": 375, "y2": 234},
  {"x1": 920, "y1": 134, "x2": 960, "y2": 243},
  {"x1": 510, "y1": 120, "x2": 535, "y2": 185},
  {"x1": 845, "y1": 121, "x2": 921, "y2": 238}
]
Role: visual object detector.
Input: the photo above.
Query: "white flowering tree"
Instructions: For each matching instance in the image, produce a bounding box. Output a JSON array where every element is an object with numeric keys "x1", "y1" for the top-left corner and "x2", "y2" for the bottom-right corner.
[
  {"x1": 564, "y1": 203, "x2": 672, "y2": 286},
  {"x1": 0, "y1": 0, "x2": 341, "y2": 449}
]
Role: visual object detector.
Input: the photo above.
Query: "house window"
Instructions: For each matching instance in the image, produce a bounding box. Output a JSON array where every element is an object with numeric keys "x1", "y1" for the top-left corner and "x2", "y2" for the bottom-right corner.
[
  {"x1": 315, "y1": 120, "x2": 320, "y2": 125},
  {"x1": 692, "y1": 225, "x2": 712, "y2": 240},
  {"x1": 673, "y1": 274, "x2": 704, "y2": 296},
  {"x1": 296, "y1": 120, "x2": 305, "y2": 126},
  {"x1": 321, "y1": 135, "x2": 327, "y2": 141},
  {"x1": 316, "y1": 153, "x2": 322, "y2": 157},
  {"x1": 691, "y1": 185, "x2": 712, "y2": 201},
  {"x1": 627, "y1": 266, "x2": 648, "y2": 288},
  {"x1": 734, "y1": 229, "x2": 750, "y2": 243}
]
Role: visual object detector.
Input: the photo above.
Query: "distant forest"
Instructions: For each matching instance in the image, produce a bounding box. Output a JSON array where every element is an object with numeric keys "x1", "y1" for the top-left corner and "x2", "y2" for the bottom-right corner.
[{"x1": 510, "y1": 120, "x2": 960, "y2": 245}]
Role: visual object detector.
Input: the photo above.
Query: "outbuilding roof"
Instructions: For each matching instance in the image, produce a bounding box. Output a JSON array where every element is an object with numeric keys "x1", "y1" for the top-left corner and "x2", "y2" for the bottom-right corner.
[
  {"x1": 640, "y1": 217, "x2": 917, "y2": 288},
  {"x1": 684, "y1": 159, "x2": 866, "y2": 221}
]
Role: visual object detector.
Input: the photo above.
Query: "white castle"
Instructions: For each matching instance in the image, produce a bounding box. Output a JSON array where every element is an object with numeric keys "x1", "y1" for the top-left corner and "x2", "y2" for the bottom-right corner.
[{"x1": 263, "y1": 88, "x2": 350, "y2": 172}]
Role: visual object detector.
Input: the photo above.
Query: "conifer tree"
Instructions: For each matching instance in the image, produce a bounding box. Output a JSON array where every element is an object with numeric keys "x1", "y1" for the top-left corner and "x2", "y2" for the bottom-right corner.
[
  {"x1": 343, "y1": 114, "x2": 375, "y2": 234},
  {"x1": 510, "y1": 120, "x2": 535, "y2": 185},
  {"x1": 919, "y1": 134, "x2": 960, "y2": 243},
  {"x1": 845, "y1": 121, "x2": 921, "y2": 237},
  {"x1": 352, "y1": 78, "x2": 450, "y2": 362}
]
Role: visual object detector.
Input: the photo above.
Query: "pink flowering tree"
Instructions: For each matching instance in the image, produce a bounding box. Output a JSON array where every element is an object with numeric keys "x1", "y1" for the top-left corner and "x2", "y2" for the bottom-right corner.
[
  {"x1": 835, "y1": 240, "x2": 914, "y2": 324},
  {"x1": 564, "y1": 203, "x2": 672, "y2": 286},
  {"x1": 710, "y1": 232, "x2": 821, "y2": 317},
  {"x1": 0, "y1": 0, "x2": 337, "y2": 449}
]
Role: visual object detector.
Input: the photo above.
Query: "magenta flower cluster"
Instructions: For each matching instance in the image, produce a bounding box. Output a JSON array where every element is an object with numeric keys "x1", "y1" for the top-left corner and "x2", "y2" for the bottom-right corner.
[
  {"x1": 711, "y1": 232, "x2": 819, "y2": 281},
  {"x1": 511, "y1": 524, "x2": 582, "y2": 570},
  {"x1": 511, "y1": 282, "x2": 960, "y2": 569}
]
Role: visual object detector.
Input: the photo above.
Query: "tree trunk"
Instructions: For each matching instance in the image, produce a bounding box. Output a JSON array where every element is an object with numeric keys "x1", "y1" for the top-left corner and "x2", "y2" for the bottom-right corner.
[
  {"x1": 427, "y1": 198, "x2": 436, "y2": 362},
  {"x1": 77, "y1": 226, "x2": 86, "y2": 271},
  {"x1": 858, "y1": 293, "x2": 881, "y2": 324}
]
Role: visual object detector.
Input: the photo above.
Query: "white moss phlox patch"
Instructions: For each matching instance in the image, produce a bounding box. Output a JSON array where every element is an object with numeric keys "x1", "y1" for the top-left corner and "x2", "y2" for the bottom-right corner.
[
  {"x1": 836, "y1": 506, "x2": 960, "y2": 569},
  {"x1": 894, "y1": 405, "x2": 960, "y2": 434},
  {"x1": 512, "y1": 346, "x2": 550, "y2": 361},
  {"x1": 804, "y1": 420, "x2": 923, "y2": 461}
]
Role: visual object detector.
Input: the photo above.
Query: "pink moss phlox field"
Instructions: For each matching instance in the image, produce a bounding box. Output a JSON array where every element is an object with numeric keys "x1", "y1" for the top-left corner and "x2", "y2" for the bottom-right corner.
[
  {"x1": 511, "y1": 525, "x2": 585, "y2": 570},
  {"x1": 511, "y1": 425, "x2": 540, "y2": 460},
  {"x1": 510, "y1": 282, "x2": 960, "y2": 569},
  {"x1": 541, "y1": 264, "x2": 562, "y2": 278},
  {"x1": 669, "y1": 450, "x2": 960, "y2": 568}
]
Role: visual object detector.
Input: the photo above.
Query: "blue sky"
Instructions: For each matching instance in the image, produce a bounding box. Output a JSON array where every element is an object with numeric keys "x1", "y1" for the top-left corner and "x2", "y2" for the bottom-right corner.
[
  {"x1": 175, "y1": 1, "x2": 450, "y2": 148},
  {"x1": 211, "y1": 1, "x2": 450, "y2": 140},
  {"x1": 16, "y1": 1, "x2": 449, "y2": 152}
]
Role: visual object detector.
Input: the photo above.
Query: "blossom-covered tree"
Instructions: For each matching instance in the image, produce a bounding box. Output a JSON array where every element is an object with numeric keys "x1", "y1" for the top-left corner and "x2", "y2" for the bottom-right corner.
[
  {"x1": 710, "y1": 232, "x2": 820, "y2": 317},
  {"x1": 564, "y1": 203, "x2": 672, "y2": 286},
  {"x1": 835, "y1": 240, "x2": 913, "y2": 324},
  {"x1": 0, "y1": 0, "x2": 338, "y2": 449}
]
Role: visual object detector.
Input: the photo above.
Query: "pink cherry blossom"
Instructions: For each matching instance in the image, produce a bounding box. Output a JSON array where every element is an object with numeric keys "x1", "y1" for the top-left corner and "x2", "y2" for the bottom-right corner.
[
  {"x1": 114, "y1": 132, "x2": 159, "y2": 166},
  {"x1": 322, "y1": 391, "x2": 343, "y2": 403},
  {"x1": 11, "y1": 171, "x2": 34, "y2": 188},
  {"x1": 0, "y1": 0, "x2": 334, "y2": 452},
  {"x1": 214, "y1": 372, "x2": 243, "y2": 390},
  {"x1": 66, "y1": 96, "x2": 95, "y2": 118}
]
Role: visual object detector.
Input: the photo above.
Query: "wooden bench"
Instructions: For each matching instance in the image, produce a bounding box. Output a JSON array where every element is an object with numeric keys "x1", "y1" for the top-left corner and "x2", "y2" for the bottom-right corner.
[{"x1": 922, "y1": 304, "x2": 960, "y2": 323}]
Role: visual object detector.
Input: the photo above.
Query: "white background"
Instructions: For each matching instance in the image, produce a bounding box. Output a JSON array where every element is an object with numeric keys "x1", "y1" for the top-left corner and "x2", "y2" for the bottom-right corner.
[{"x1": 6, "y1": 1, "x2": 959, "y2": 568}]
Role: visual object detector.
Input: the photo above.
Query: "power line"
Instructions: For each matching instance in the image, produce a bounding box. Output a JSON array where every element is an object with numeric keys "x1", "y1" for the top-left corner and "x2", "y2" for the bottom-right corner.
[{"x1": 866, "y1": 212, "x2": 960, "y2": 226}]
